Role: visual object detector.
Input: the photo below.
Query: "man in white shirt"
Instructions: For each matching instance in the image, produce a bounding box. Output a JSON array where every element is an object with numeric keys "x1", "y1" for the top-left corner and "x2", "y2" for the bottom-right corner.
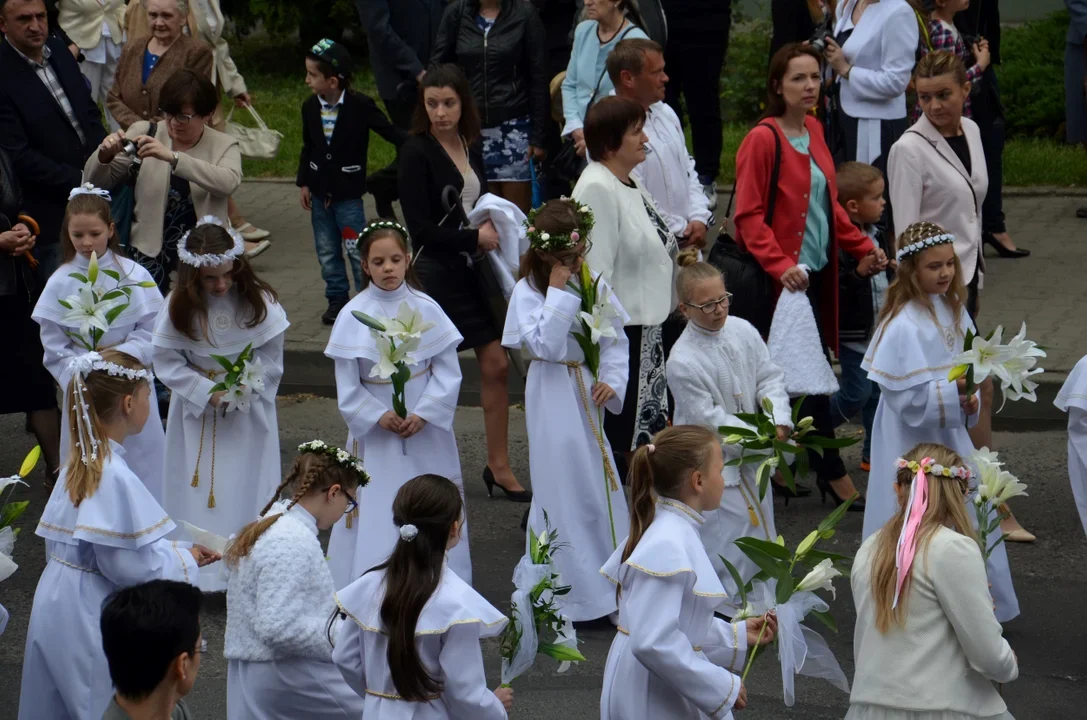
[{"x1": 607, "y1": 38, "x2": 712, "y2": 252}]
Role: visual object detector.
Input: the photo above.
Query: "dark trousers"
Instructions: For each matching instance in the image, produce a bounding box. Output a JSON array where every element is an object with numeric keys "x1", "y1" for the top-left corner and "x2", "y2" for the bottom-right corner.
[
  {"x1": 663, "y1": 10, "x2": 732, "y2": 181},
  {"x1": 972, "y1": 69, "x2": 1007, "y2": 234},
  {"x1": 369, "y1": 95, "x2": 417, "y2": 214}
]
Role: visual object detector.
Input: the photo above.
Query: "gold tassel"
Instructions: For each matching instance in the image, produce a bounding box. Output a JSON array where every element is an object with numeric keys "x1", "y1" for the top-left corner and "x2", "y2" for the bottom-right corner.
[
  {"x1": 206, "y1": 413, "x2": 218, "y2": 510},
  {"x1": 747, "y1": 503, "x2": 760, "y2": 527},
  {"x1": 345, "y1": 506, "x2": 358, "y2": 529},
  {"x1": 207, "y1": 490, "x2": 216, "y2": 508},
  {"x1": 191, "y1": 470, "x2": 199, "y2": 487},
  {"x1": 191, "y1": 414, "x2": 207, "y2": 488}
]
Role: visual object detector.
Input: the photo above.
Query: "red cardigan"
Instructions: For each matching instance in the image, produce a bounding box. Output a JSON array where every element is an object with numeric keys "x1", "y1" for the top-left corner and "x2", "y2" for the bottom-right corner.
[{"x1": 733, "y1": 115, "x2": 874, "y2": 352}]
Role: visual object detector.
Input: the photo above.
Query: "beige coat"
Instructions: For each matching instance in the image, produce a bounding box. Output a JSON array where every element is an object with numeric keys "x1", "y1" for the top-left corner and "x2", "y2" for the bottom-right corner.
[
  {"x1": 83, "y1": 121, "x2": 241, "y2": 257},
  {"x1": 888, "y1": 113, "x2": 988, "y2": 286},
  {"x1": 57, "y1": 0, "x2": 126, "y2": 51}
]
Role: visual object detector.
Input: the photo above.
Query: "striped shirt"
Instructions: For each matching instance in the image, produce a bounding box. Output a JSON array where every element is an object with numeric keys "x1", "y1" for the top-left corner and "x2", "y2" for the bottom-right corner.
[
  {"x1": 319, "y1": 91, "x2": 345, "y2": 143},
  {"x1": 7, "y1": 40, "x2": 86, "y2": 144}
]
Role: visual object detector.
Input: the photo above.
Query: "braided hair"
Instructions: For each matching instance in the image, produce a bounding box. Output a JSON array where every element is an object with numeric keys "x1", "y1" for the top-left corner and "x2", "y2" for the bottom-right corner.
[{"x1": 875, "y1": 221, "x2": 967, "y2": 334}]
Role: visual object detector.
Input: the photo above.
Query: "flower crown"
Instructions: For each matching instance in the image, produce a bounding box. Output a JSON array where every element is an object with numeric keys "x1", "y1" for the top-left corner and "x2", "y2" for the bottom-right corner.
[
  {"x1": 298, "y1": 440, "x2": 371, "y2": 487},
  {"x1": 896, "y1": 233, "x2": 955, "y2": 261},
  {"x1": 524, "y1": 199, "x2": 594, "y2": 253},
  {"x1": 178, "y1": 216, "x2": 245, "y2": 268},
  {"x1": 66, "y1": 352, "x2": 152, "y2": 466},
  {"x1": 895, "y1": 457, "x2": 972, "y2": 481},
  {"x1": 67, "y1": 351, "x2": 154, "y2": 383},
  {"x1": 68, "y1": 183, "x2": 112, "y2": 203},
  {"x1": 359, "y1": 220, "x2": 411, "y2": 247}
]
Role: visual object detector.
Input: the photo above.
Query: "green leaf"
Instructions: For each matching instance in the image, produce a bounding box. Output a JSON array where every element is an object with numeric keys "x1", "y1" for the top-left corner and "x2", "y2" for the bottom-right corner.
[
  {"x1": 351, "y1": 310, "x2": 387, "y2": 332},
  {"x1": 0, "y1": 499, "x2": 29, "y2": 529},
  {"x1": 528, "y1": 526, "x2": 541, "y2": 562},
  {"x1": 57, "y1": 298, "x2": 73, "y2": 309},
  {"x1": 772, "y1": 440, "x2": 798, "y2": 455},
  {"x1": 734, "y1": 537, "x2": 792, "y2": 562},
  {"x1": 538, "y1": 642, "x2": 587, "y2": 662},
  {"x1": 796, "y1": 450, "x2": 810, "y2": 480},
  {"x1": 209, "y1": 383, "x2": 227, "y2": 392},
  {"x1": 986, "y1": 534, "x2": 1009, "y2": 556},
  {"x1": 100, "y1": 290, "x2": 126, "y2": 302},
  {"x1": 725, "y1": 455, "x2": 765, "y2": 468},
  {"x1": 806, "y1": 443, "x2": 825, "y2": 458},
  {"x1": 755, "y1": 458, "x2": 774, "y2": 499},
  {"x1": 211, "y1": 354, "x2": 237, "y2": 372},
  {"x1": 733, "y1": 538, "x2": 787, "y2": 578},
  {"x1": 719, "y1": 555, "x2": 750, "y2": 610},
  {"x1": 104, "y1": 302, "x2": 129, "y2": 325},
  {"x1": 102, "y1": 268, "x2": 121, "y2": 281},
  {"x1": 734, "y1": 412, "x2": 760, "y2": 425},
  {"x1": 774, "y1": 569, "x2": 795, "y2": 605},
  {"x1": 137, "y1": 280, "x2": 158, "y2": 288},
  {"x1": 809, "y1": 609, "x2": 838, "y2": 633},
  {"x1": 802, "y1": 434, "x2": 861, "y2": 449},
  {"x1": 817, "y1": 496, "x2": 855, "y2": 535},
  {"x1": 68, "y1": 272, "x2": 89, "y2": 283},
  {"x1": 718, "y1": 425, "x2": 757, "y2": 438},
  {"x1": 777, "y1": 454, "x2": 796, "y2": 493},
  {"x1": 791, "y1": 395, "x2": 807, "y2": 425},
  {"x1": 801, "y1": 548, "x2": 853, "y2": 567}
]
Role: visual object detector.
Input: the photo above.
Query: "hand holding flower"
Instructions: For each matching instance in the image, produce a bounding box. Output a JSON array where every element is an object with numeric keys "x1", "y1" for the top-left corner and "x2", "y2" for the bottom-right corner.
[
  {"x1": 591, "y1": 382, "x2": 615, "y2": 407},
  {"x1": 745, "y1": 612, "x2": 778, "y2": 646},
  {"x1": 776, "y1": 425, "x2": 791, "y2": 442},
  {"x1": 398, "y1": 414, "x2": 427, "y2": 439},
  {"x1": 735, "y1": 683, "x2": 748, "y2": 710},
  {"x1": 209, "y1": 391, "x2": 226, "y2": 408},
  {"x1": 378, "y1": 411, "x2": 403, "y2": 433}
]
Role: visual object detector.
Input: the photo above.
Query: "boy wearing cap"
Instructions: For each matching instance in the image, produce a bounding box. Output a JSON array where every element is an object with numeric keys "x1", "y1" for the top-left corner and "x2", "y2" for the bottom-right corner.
[{"x1": 299, "y1": 39, "x2": 408, "y2": 324}]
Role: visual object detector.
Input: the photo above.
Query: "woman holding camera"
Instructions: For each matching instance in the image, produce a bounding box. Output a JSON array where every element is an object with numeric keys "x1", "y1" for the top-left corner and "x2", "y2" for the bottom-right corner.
[{"x1": 85, "y1": 69, "x2": 241, "y2": 294}]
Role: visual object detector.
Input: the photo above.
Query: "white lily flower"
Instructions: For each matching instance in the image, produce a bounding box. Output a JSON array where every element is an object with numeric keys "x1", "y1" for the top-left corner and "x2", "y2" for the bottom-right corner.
[
  {"x1": 224, "y1": 384, "x2": 252, "y2": 414},
  {"x1": 61, "y1": 286, "x2": 121, "y2": 338},
  {"x1": 972, "y1": 447, "x2": 1003, "y2": 468},
  {"x1": 733, "y1": 601, "x2": 757, "y2": 620},
  {"x1": 1000, "y1": 368, "x2": 1043, "y2": 403},
  {"x1": 240, "y1": 358, "x2": 266, "y2": 393},
  {"x1": 385, "y1": 302, "x2": 437, "y2": 341},
  {"x1": 1003, "y1": 322, "x2": 1047, "y2": 363},
  {"x1": 0, "y1": 474, "x2": 28, "y2": 494},
  {"x1": 369, "y1": 335, "x2": 419, "y2": 380},
  {"x1": 578, "y1": 301, "x2": 619, "y2": 344},
  {"x1": 795, "y1": 558, "x2": 842, "y2": 600},
  {"x1": 952, "y1": 326, "x2": 1011, "y2": 383}
]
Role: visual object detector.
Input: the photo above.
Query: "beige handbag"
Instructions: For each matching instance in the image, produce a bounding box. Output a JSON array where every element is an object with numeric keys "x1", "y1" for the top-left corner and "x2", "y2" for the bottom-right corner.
[{"x1": 224, "y1": 105, "x2": 283, "y2": 159}]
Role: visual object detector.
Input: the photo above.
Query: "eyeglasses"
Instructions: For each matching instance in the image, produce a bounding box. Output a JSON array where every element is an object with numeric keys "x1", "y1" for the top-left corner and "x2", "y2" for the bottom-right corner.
[
  {"x1": 160, "y1": 109, "x2": 200, "y2": 124},
  {"x1": 343, "y1": 489, "x2": 359, "y2": 516},
  {"x1": 688, "y1": 293, "x2": 733, "y2": 314}
]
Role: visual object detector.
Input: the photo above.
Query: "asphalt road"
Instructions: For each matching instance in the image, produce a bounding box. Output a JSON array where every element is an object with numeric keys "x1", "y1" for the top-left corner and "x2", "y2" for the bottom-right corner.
[{"x1": 2, "y1": 396, "x2": 1085, "y2": 719}]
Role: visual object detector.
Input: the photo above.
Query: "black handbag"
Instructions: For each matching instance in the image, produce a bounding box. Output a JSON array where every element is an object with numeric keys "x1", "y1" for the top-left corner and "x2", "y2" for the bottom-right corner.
[{"x1": 707, "y1": 123, "x2": 782, "y2": 338}]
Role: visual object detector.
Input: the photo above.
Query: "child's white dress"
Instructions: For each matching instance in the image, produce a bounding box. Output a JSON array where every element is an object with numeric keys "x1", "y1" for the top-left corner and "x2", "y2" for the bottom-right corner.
[
  {"x1": 1056, "y1": 354, "x2": 1087, "y2": 537},
  {"x1": 332, "y1": 563, "x2": 508, "y2": 719},
  {"x1": 18, "y1": 441, "x2": 199, "y2": 719},
  {"x1": 501, "y1": 276, "x2": 630, "y2": 621},
  {"x1": 224, "y1": 502, "x2": 366, "y2": 719},
  {"x1": 152, "y1": 289, "x2": 289, "y2": 591},
  {"x1": 862, "y1": 296, "x2": 1019, "y2": 622},
  {"x1": 667, "y1": 317, "x2": 791, "y2": 611},
  {"x1": 324, "y1": 283, "x2": 471, "y2": 588},
  {"x1": 32, "y1": 250, "x2": 166, "y2": 500}
]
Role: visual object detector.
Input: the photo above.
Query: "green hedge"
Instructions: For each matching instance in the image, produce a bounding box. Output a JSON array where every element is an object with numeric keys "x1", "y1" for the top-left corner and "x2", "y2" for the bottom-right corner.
[{"x1": 996, "y1": 11, "x2": 1069, "y2": 139}]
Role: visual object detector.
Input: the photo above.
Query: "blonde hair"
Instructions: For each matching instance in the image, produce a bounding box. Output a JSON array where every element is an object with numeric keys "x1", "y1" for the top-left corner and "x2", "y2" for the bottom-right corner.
[
  {"x1": 64, "y1": 350, "x2": 149, "y2": 507},
  {"x1": 675, "y1": 249, "x2": 724, "y2": 305},
  {"x1": 836, "y1": 162, "x2": 884, "y2": 205},
  {"x1": 223, "y1": 452, "x2": 362, "y2": 567},
  {"x1": 876, "y1": 221, "x2": 967, "y2": 332},
  {"x1": 869, "y1": 442, "x2": 976, "y2": 632},
  {"x1": 915, "y1": 50, "x2": 968, "y2": 86}
]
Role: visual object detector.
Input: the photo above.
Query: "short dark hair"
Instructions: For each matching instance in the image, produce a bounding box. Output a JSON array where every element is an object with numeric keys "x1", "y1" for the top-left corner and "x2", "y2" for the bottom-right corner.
[
  {"x1": 584, "y1": 96, "x2": 646, "y2": 161},
  {"x1": 606, "y1": 38, "x2": 664, "y2": 88},
  {"x1": 100, "y1": 580, "x2": 202, "y2": 700},
  {"x1": 306, "y1": 55, "x2": 352, "y2": 91},
  {"x1": 410, "y1": 63, "x2": 482, "y2": 146},
  {"x1": 158, "y1": 68, "x2": 219, "y2": 117}
]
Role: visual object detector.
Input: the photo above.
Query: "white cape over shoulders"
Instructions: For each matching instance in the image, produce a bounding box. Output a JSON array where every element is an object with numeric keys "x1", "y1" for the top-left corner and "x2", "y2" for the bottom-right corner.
[{"x1": 1056, "y1": 354, "x2": 1087, "y2": 537}]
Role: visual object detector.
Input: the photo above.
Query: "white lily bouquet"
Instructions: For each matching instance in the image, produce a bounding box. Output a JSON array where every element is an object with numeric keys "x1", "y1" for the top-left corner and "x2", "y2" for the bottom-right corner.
[
  {"x1": 57, "y1": 250, "x2": 158, "y2": 350},
  {"x1": 721, "y1": 499, "x2": 854, "y2": 706},
  {"x1": 970, "y1": 448, "x2": 1028, "y2": 560},
  {"x1": 353, "y1": 302, "x2": 437, "y2": 455},
  {"x1": 1, "y1": 446, "x2": 42, "y2": 581},
  {"x1": 208, "y1": 343, "x2": 264, "y2": 415},
  {"x1": 719, "y1": 396, "x2": 859, "y2": 500},
  {"x1": 949, "y1": 322, "x2": 1046, "y2": 424},
  {"x1": 499, "y1": 513, "x2": 587, "y2": 687}
]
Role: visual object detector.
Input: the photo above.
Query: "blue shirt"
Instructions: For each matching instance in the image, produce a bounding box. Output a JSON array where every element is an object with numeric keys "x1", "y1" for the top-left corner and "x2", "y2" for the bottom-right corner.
[
  {"x1": 142, "y1": 48, "x2": 161, "y2": 85},
  {"x1": 560, "y1": 20, "x2": 648, "y2": 134},
  {"x1": 789, "y1": 133, "x2": 830, "y2": 272}
]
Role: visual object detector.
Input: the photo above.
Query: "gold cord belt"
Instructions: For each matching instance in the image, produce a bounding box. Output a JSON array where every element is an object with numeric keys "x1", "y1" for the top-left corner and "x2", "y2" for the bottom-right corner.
[
  {"x1": 365, "y1": 689, "x2": 441, "y2": 701},
  {"x1": 344, "y1": 439, "x2": 361, "y2": 529},
  {"x1": 50, "y1": 554, "x2": 102, "y2": 575},
  {"x1": 188, "y1": 363, "x2": 226, "y2": 508},
  {"x1": 615, "y1": 624, "x2": 701, "y2": 651},
  {"x1": 362, "y1": 366, "x2": 432, "y2": 385},
  {"x1": 736, "y1": 477, "x2": 769, "y2": 533}
]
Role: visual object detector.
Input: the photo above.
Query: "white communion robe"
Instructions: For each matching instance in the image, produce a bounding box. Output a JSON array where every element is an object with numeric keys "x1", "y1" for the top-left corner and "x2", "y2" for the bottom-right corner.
[
  {"x1": 1056, "y1": 354, "x2": 1087, "y2": 537},
  {"x1": 224, "y1": 502, "x2": 366, "y2": 720},
  {"x1": 666, "y1": 317, "x2": 791, "y2": 611},
  {"x1": 18, "y1": 441, "x2": 199, "y2": 720},
  {"x1": 600, "y1": 498, "x2": 748, "y2": 720},
  {"x1": 501, "y1": 277, "x2": 630, "y2": 622},
  {"x1": 152, "y1": 289, "x2": 289, "y2": 592},
  {"x1": 324, "y1": 282, "x2": 471, "y2": 589},
  {"x1": 332, "y1": 563, "x2": 509, "y2": 719},
  {"x1": 862, "y1": 297, "x2": 1019, "y2": 622},
  {"x1": 32, "y1": 250, "x2": 166, "y2": 500}
]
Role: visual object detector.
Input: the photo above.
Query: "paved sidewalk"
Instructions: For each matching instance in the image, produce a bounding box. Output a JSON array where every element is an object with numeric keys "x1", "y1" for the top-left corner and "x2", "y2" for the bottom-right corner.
[{"x1": 237, "y1": 182, "x2": 1086, "y2": 415}]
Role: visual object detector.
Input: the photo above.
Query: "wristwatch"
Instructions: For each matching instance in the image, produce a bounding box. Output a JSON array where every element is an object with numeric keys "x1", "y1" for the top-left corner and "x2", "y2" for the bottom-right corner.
[{"x1": 171, "y1": 151, "x2": 180, "y2": 169}]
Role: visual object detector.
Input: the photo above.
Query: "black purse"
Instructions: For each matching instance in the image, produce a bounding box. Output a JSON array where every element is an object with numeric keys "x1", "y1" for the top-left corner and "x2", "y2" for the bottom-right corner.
[{"x1": 706, "y1": 123, "x2": 782, "y2": 338}]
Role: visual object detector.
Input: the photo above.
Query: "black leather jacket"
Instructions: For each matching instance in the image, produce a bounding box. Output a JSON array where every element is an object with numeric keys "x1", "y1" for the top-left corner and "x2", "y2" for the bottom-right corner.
[{"x1": 432, "y1": 0, "x2": 550, "y2": 146}]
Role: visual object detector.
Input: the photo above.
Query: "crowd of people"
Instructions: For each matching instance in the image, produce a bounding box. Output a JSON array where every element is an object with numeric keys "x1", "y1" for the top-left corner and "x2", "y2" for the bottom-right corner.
[{"x1": 3, "y1": 0, "x2": 1087, "y2": 719}]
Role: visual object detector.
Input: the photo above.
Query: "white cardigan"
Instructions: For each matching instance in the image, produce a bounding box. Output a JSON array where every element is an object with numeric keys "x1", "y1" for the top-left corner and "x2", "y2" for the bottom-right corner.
[
  {"x1": 888, "y1": 114, "x2": 988, "y2": 286},
  {"x1": 834, "y1": 0, "x2": 918, "y2": 121},
  {"x1": 573, "y1": 162, "x2": 677, "y2": 327},
  {"x1": 849, "y1": 527, "x2": 1017, "y2": 717}
]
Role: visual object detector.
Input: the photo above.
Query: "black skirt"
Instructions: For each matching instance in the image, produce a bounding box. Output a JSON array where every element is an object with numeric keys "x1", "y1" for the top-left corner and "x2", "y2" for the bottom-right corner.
[
  {"x1": 413, "y1": 254, "x2": 501, "y2": 352},
  {"x1": 0, "y1": 275, "x2": 57, "y2": 415}
]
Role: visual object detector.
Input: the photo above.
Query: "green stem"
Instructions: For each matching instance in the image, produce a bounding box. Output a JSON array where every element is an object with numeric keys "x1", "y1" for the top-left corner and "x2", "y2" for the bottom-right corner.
[
  {"x1": 740, "y1": 618, "x2": 769, "y2": 684},
  {"x1": 500, "y1": 682, "x2": 512, "y2": 688}
]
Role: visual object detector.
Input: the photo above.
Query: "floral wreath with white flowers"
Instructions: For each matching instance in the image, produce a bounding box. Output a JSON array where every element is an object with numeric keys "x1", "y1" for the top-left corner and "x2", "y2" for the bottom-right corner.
[
  {"x1": 178, "y1": 216, "x2": 245, "y2": 268},
  {"x1": 895, "y1": 233, "x2": 954, "y2": 261},
  {"x1": 297, "y1": 440, "x2": 370, "y2": 487},
  {"x1": 360, "y1": 219, "x2": 411, "y2": 245},
  {"x1": 894, "y1": 456, "x2": 973, "y2": 481},
  {"x1": 524, "y1": 199, "x2": 595, "y2": 253}
]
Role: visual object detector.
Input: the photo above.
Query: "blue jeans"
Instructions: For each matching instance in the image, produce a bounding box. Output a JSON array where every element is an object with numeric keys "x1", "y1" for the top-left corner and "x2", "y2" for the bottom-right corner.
[
  {"x1": 311, "y1": 197, "x2": 364, "y2": 300},
  {"x1": 830, "y1": 344, "x2": 879, "y2": 459}
]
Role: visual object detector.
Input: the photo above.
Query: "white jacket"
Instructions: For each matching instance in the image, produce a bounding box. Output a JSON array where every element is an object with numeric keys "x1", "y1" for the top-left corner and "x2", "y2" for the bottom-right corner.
[
  {"x1": 224, "y1": 503, "x2": 337, "y2": 662},
  {"x1": 57, "y1": 0, "x2": 125, "y2": 52},
  {"x1": 834, "y1": 0, "x2": 918, "y2": 121},
  {"x1": 632, "y1": 101, "x2": 712, "y2": 236},
  {"x1": 573, "y1": 162, "x2": 678, "y2": 327}
]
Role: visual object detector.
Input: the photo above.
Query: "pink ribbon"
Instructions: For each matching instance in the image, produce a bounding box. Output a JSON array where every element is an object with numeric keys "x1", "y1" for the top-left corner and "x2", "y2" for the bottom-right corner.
[{"x1": 892, "y1": 458, "x2": 931, "y2": 608}]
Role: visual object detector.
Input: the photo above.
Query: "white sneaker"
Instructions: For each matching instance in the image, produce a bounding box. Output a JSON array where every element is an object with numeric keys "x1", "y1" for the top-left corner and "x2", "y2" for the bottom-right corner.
[
  {"x1": 234, "y1": 221, "x2": 271, "y2": 241},
  {"x1": 244, "y1": 239, "x2": 271, "y2": 259},
  {"x1": 703, "y1": 181, "x2": 718, "y2": 211}
]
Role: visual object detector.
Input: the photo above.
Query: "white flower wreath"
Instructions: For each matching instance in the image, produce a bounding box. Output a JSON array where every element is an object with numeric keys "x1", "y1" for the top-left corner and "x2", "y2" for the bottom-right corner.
[
  {"x1": 177, "y1": 216, "x2": 245, "y2": 268},
  {"x1": 895, "y1": 233, "x2": 955, "y2": 261}
]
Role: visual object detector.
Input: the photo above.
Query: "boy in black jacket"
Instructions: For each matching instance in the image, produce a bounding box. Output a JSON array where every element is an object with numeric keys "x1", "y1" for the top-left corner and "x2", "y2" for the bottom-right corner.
[
  {"x1": 831, "y1": 162, "x2": 895, "y2": 471},
  {"x1": 298, "y1": 39, "x2": 407, "y2": 324}
]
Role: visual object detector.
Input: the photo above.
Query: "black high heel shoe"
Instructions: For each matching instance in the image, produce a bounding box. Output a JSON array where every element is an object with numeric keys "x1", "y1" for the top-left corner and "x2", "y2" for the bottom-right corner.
[
  {"x1": 772, "y1": 480, "x2": 812, "y2": 506},
  {"x1": 482, "y1": 467, "x2": 532, "y2": 503},
  {"x1": 520, "y1": 508, "x2": 530, "y2": 532},
  {"x1": 983, "y1": 233, "x2": 1030, "y2": 259},
  {"x1": 816, "y1": 477, "x2": 865, "y2": 512}
]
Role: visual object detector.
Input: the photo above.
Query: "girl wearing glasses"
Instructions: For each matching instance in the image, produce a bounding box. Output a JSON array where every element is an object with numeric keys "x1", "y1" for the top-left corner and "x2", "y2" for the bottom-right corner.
[
  {"x1": 665, "y1": 251, "x2": 792, "y2": 612},
  {"x1": 500, "y1": 198, "x2": 630, "y2": 623},
  {"x1": 222, "y1": 444, "x2": 369, "y2": 720}
]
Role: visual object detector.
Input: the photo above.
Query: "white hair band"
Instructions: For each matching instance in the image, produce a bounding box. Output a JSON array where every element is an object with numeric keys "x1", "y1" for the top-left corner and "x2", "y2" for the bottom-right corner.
[
  {"x1": 177, "y1": 216, "x2": 245, "y2": 268},
  {"x1": 896, "y1": 233, "x2": 955, "y2": 261}
]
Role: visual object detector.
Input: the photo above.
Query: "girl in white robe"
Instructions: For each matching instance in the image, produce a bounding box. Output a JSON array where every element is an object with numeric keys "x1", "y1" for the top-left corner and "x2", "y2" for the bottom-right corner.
[
  {"x1": 600, "y1": 426, "x2": 777, "y2": 720},
  {"x1": 332, "y1": 474, "x2": 513, "y2": 718},
  {"x1": 18, "y1": 349, "x2": 218, "y2": 720},
  {"x1": 152, "y1": 218, "x2": 289, "y2": 592},
  {"x1": 223, "y1": 444, "x2": 370, "y2": 720},
  {"x1": 325, "y1": 221, "x2": 470, "y2": 588},
  {"x1": 665, "y1": 254, "x2": 792, "y2": 610},
  {"x1": 861, "y1": 222, "x2": 1018, "y2": 622},
  {"x1": 1056, "y1": 354, "x2": 1087, "y2": 537},
  {"x1": 32, "y1": 186, "x2": 166, "y2": 500},
  {"x1": 501, "y1": 199, "x2": 630, "y2": 622}
]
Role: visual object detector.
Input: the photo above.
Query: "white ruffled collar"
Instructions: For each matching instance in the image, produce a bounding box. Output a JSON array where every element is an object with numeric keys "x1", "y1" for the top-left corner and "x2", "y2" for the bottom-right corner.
[
  {"x1": 152, "y1": 287, "x2": 289, "y2": 357},
  {"x1": 367, "y1": 281, "x2": 409, "y2": 302},
  {"x1": 282, "y1": 501, "x2": 319, "y2": 535}
]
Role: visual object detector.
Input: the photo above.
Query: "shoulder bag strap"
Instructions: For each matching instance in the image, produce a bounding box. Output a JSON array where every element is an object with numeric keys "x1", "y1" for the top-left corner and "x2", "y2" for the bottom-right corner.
[
  {"x1": 724, "y1": 122, "x2": 782, "y2": 225},
  {"x1": 587, "y1": 24, "x2": 636, "y2": 108}
]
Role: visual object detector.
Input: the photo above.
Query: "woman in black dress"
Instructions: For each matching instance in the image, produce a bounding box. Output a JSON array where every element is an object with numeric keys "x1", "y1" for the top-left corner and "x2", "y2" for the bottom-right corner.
[
  {"x1": 0, "y1": 148, "x2": 61, "y2": 485},
  {"x1": 398, "y1": 64, "x2": 530, "y2": 501}
]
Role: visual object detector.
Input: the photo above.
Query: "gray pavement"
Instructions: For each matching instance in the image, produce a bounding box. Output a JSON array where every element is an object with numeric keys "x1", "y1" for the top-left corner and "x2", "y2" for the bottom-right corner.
[
  {"x1": 2, "y1": 397, "x2": 1086, "y2": 719},
  {"x1": 238, "y1": 183, "x2": 1087, "y2": 419}
]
